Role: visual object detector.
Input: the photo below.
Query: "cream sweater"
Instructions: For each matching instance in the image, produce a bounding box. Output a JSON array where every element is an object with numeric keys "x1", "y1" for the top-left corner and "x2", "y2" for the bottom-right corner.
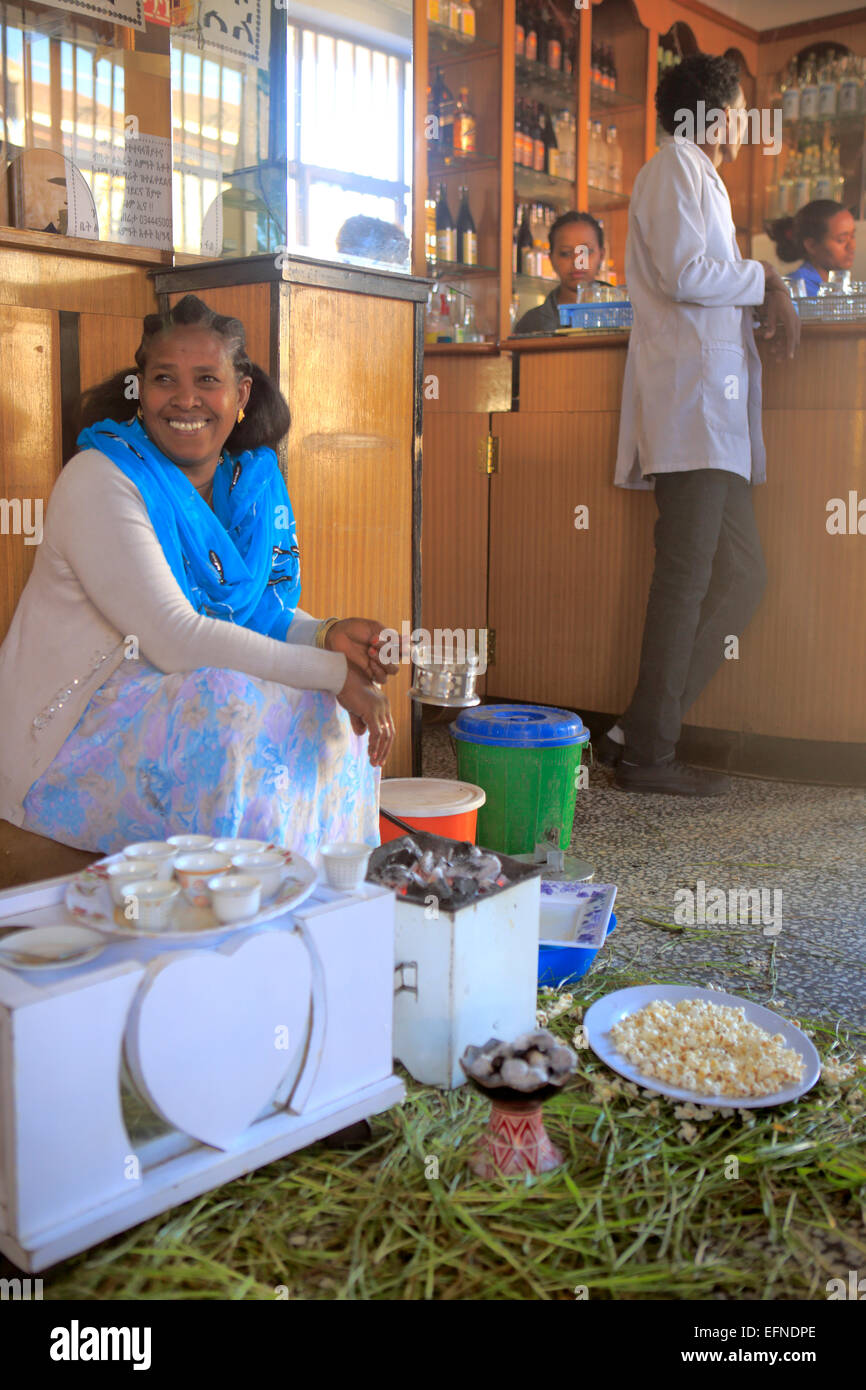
[{"x1": 0, "y1": 449, "x2": 348, "y2": 826}]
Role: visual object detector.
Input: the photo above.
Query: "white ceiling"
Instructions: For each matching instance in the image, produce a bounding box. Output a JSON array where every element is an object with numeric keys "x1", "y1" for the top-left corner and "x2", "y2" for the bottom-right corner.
[{"x1": 712, "y1": 0, "x2": 864, "y2": 31}]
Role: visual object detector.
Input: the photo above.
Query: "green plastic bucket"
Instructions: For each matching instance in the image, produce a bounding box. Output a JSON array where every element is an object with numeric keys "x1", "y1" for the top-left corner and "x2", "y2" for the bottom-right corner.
[{"x1": 452, "y1": 704, "x2": 590, "y2": 855}]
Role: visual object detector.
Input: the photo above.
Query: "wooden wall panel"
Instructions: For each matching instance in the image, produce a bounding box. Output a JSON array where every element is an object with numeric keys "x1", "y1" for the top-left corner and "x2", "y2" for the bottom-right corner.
[
  {"x1": 487, "y1": 410, "x2": 656, "y2": 713},
  {"x1": 0, "y1": 307, "x2": 61, "y2": 644},
  {"x1": 78, "y1": 315, "x2": 146, "y2": 392},
  {"x1": 422, "y1": 352, "x2": 512, "y2": 414},
  {"x1": 689, "y1": 408, "x2": 866, "y2": 741},
  {"x1": 0, "y1": 247, "x2": 158, "y2": 317},
  {"x1": 168, "y1": 283, "x2": 272, "y2": 370},
  {"x1": 283, "y1": 283, "x2": 416, "y2": 776},
  {"x1": 421, "y1": 410, "x2": 490, "y2": 696},
  {"x1": 517, "y1": 339, "x2": 628, "y2": 413}
]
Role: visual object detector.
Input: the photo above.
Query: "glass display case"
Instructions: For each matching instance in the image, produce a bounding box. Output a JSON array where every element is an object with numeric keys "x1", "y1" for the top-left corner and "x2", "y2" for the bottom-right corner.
[{"x1": 1, "y1": 1, "x2": 172, "y2": 252}]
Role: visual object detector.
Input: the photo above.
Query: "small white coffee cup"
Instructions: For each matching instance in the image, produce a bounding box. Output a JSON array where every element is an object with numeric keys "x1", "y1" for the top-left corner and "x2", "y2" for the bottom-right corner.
[
  {"x1": 106, "y1": 858, "x2": 160, "y2": 905},
  {"x1": 120, "y1": 879, "x2": 180, "y2": 929},
  {"x1": 123, "y1": 841, "x2": 177, "y2": 880},
  {"x1": 167, "y1": 834, "x2": 215, "y2": 853},
  {"x1": 231, "y1": 850, "x2": 287, "y2": 899},
  {"x1": 320, "y1": 842, "x2": 372, "y2": 891},
  {"x1": 212, "y1": 837, "x2": 270, "y2": 858},
  {"x1": 207, "y1": 873, "x2": 262, "y2": 923},
  {"x1": 174, "y1": 852, "x2": 232, "y2": 906}
]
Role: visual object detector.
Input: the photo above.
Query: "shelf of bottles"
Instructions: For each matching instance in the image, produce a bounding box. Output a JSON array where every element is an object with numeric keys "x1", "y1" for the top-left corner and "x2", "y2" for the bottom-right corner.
[
  {"x1": 427, "y1": 0, "x2": 479, "y2": 49},
  {"x1": 766, "y1": 48, "x2": 866, "y2": 224},
  {"x1": 425, "y1": 0, "x2": 498, "y2": 344}
]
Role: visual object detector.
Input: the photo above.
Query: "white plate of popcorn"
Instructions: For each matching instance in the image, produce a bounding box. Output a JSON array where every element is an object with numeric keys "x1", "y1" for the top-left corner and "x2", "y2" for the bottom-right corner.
[{"x1": 584, "y1": 985, "x2": 821, "y2": 1108}]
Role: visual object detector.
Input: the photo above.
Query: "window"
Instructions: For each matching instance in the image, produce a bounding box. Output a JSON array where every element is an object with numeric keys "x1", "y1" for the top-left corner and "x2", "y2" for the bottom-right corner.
[{"x1": 289, "y1": 22, "x2": 412, "y2": 266}]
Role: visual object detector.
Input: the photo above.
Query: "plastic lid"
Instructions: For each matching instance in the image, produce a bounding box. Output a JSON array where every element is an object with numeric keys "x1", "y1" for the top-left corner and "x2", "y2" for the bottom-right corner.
[
  {"x1": 452, "y1": 704, "x2": 589, "y2": 748},
  {"x1": 379, "y1": 778, "x2": 486, "y2": 817}
]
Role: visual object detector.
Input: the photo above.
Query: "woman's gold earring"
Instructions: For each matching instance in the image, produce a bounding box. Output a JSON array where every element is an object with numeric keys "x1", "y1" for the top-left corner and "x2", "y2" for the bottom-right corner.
[
  {"x1": 136, "y1": 407, "x2": 144, "y2": 421},
  {"x1": 237, "y1": 407, "x2": 245, "y2": 424}
]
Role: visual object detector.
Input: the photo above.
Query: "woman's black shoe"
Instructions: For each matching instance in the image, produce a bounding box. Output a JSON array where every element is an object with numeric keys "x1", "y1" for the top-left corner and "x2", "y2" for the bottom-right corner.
[{"x1": 595, "y1": 732, "x2": 624, "y2": 767}]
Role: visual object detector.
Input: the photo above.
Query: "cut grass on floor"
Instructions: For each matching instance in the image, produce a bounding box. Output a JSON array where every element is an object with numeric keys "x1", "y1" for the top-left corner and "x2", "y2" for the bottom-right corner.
[{"x1": 31, "y1": 964, "x2": 866, "y2": 1302}]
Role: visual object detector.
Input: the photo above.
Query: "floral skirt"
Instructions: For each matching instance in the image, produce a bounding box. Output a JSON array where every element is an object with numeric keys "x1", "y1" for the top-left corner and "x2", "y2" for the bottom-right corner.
[{"x1": 22, "y1": 657, "x2": 380, "y2": 861}]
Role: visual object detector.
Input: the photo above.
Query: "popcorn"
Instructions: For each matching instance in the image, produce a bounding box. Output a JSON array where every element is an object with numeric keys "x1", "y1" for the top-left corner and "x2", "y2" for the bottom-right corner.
[
  {"x1": 822, "y1": 1058, "x2": 857, "y2": 1086},
  {"x1": 609, "y1": 998, "x2": 805, "y2": 1099}
]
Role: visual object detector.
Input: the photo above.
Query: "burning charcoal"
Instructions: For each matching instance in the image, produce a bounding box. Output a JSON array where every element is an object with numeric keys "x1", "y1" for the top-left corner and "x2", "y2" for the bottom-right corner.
[
  {"x1": 468, "y1": 1055, "x2": 493, "y2": 1079},
  {"x1": 510, "y1": 1032, "x2": 536, "y2": 1055},
  {"x1": 473, "y1": 853, "x2": 502, "y2": 883},
  {"x1": 526, "y1": 1048, "x2": 548, "y2": 1069},
  {"x1": 550, "y1": 1045, "x2": 576, "y2": 1074},
  {"x1": 501, "y1": 1058, "x2": 532, "y2": 1088}
]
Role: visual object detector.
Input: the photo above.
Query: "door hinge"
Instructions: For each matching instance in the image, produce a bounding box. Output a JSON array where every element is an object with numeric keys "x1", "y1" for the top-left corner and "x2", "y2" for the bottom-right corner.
[
  {"x1": 478, "y1": 435, "x2": 499, "y2": 474},
  {"x1": 486, "y1": 628, "x2": 496, "y2": 665}
]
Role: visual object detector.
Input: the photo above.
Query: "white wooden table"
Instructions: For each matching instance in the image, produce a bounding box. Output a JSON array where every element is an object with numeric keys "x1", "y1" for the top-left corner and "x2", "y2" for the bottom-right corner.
[{"x1": 0, "y1": 872, "x2": 403, "y2": 1272}]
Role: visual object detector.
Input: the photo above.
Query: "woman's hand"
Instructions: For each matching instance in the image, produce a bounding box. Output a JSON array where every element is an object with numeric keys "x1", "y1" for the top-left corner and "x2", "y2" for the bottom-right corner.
[
  {"x1": 336, "y1": 664, "x2": 395, "y2": 767},
  {"x1": 325, "y1": 617, "x2": 401, "y2": 683}
]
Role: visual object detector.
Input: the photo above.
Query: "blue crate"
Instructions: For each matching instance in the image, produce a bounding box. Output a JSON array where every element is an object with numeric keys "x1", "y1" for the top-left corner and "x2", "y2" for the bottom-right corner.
[
  {"x1": 558, "y1": 301, "x2": 633, "y2": 331},
  {"x1": 537, "y1": 914, "x2": 617, "y2": 988}
]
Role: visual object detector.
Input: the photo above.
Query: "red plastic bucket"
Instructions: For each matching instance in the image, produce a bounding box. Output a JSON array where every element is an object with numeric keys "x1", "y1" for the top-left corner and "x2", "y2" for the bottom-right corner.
[{"x1": 379, "y1": 778, "x2": 486, "y2": 845}]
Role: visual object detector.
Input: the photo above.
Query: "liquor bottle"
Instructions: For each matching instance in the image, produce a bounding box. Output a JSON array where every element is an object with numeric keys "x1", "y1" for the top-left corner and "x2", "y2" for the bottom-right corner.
[
  {"x1": 512, "y1": 203, "x2": 522, "y2": 273},
  {"x1": 799, "y1": 54, "x2": 819, "y2": 120},
  {"x1": 781, "y1": 59, "x2": 801, "y2": 122},
  {"x1": 818, "y1": 56, "x2": 838, "y2": 119},
  {"x1": 813, "y1": 147, "x2": 833, "y2": 201},
  {"x1": 447, "y1": 0, "x2": 461, "y2": 32},
  {"x1": 607, "y1": 43, "x2": 617, "y2": 92},
  {"x1": 424, "y1": 195, "x2": 437, "y2": 265},
  {"x1": 591, "y1": 42, "x2": 601, "y2": 87},
  {"x1": 454, "y1": 87, "x2": 477, "y2": 155},
  {"x1": 524, "y1": 1, "x2": 538, "y2": 63},
  {"x1": 562, "y1": 26, "x2": 574, "y2": 78},
  {"x1": 544, "y1": 3, "x2": 562, "y2": 72},
  {"x1": 460, "y1": 0, "x2": 476, "y2": 38},
  {"x1": 606, "y1": 125, "x2": 623, "y2": 193},
  {"x1": 776, "y1": 159, "x2": 793, "y2": 217},
  {"x1": 831, "y1": 143, "x2": 844, "y2": 201},
  {"x1": 456, "y1": 186, "x2": 477, "y2": 264},
  {"x1": 427, "y1": 0, "x2": 440, "y2": 24},
  {"x1": 515, "y1": 0, "x2": 525, "y2": 59},
  {"x1": 534, "y1": 103, "x2": 547, "y2": 172},
  {"x1": 839, "y1": 55, "x2": 861, "y2": 115},
  {"x1": 431, "y1": 68, "x2": 454, "y2": 160},
  {"x1": 514, "y1": 100, "x2": 524, "y2": 166},
  {"x1": 793, "y1": 150, "x2": 812, "y2": 210},
  {"x1": 544, "y1": 105, "x2": 559, "y2": 176},
  {"x1": 435, "y1": 183, "x2": 457, "y2": 261},
  {"x1": 516, "y1": 204, "x2": 533, "y2": 275},
  {"x1": 519, "y1": 100, "x2": 531, "y2": 165}
]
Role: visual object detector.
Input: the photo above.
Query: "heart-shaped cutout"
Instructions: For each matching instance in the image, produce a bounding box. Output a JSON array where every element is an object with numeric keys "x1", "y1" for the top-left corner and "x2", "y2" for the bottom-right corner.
[{"x1": 125, "y1": 931, "x2": 313, "y2": 1150}]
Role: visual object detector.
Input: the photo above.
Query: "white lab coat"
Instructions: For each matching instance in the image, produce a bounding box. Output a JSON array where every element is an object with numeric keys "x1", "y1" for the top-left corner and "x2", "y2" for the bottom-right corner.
[{"x1": 615, "y1": 136, "x2": 767, "y2": 490}]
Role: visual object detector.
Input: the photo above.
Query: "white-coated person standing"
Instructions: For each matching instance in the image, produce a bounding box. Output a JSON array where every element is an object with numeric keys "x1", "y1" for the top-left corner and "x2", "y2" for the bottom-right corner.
[{"x1": 600, "y1": 53, "x2": 800, "y2": 796}]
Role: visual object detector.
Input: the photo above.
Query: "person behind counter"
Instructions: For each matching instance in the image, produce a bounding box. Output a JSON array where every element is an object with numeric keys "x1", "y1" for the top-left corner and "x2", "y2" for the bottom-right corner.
[
  {"x1": 0, "y1": 294, "x2": 397, "y2": 856},
  {"x1": 513, "y1": 211, "x2": 612, "y2": 334},
  {"x1": 766, "y1": 200, "x2": 856, "y2": 297}
]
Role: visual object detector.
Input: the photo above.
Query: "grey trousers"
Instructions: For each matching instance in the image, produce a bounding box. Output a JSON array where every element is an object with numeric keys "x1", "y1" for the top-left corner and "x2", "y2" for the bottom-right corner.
[{"x1": 621, "y1": 469, "x2": 767, "y2": 765}]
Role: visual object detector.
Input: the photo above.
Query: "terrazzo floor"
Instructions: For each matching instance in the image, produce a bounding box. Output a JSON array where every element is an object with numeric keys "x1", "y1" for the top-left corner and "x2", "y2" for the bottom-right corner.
[{"x1": 421, "y1": 724, "x2": 866, "y2": 1029}]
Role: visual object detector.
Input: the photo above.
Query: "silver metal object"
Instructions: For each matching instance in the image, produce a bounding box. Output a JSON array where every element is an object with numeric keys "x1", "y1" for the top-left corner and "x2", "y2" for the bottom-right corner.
[{"x1": 408, "y1": 645, "x2": 487, "y2": 708}]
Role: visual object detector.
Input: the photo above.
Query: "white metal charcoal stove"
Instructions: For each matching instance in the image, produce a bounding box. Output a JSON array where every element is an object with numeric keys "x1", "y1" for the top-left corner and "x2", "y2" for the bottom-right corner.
[
  {"x1": 0, "y1": 873, "x2": 403, "y2": 1273},
  {"x1": 370, "y1": 832, "x2": 542, "y2": 1090}
]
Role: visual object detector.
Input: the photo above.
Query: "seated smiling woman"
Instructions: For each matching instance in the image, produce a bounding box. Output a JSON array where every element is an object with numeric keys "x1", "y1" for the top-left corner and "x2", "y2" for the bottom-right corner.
[{"x1": 0, "y1": 294, "x2": 396, "y2": 859}]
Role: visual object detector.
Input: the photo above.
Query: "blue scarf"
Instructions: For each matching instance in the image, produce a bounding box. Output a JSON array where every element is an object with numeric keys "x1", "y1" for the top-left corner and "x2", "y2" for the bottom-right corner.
[{"x1": 77, "y1": 416, "x2": 301, "y2": 639}]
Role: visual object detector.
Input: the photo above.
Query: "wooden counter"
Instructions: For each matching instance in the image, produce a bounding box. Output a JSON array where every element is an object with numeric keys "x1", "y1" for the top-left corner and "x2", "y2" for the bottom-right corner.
[{"x1": 422, "y1": 327, "x2": 866, "y2": 783}]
